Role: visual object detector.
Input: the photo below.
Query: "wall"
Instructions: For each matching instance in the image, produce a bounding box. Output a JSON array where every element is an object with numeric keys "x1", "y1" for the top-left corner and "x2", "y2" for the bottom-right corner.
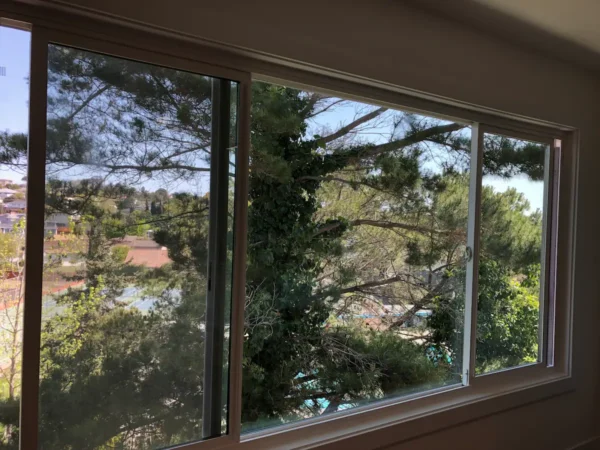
[{"x1": 17, "y1": 0, "x2": 600, "y2": 448}]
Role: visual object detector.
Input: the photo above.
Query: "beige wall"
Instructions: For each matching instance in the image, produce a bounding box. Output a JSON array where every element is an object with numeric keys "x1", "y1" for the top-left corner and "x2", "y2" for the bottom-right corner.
[{"x1": 24, "y1": 0, "x2": 600, "y2": 448}]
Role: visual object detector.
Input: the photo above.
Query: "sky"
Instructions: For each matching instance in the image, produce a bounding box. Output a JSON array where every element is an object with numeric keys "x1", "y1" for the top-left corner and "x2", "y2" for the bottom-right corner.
[
  {"x1": 0, "y1": 25, "x2": 544, "y2": 212},
  {"x1": 0, "y1": 26, "x2": 30, "y2": 182}
]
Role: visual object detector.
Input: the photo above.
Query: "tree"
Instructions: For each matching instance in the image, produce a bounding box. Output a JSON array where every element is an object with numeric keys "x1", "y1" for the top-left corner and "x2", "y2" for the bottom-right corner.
[{"x1": 0, "y1": 220, "x2": 25, "y2": 446}]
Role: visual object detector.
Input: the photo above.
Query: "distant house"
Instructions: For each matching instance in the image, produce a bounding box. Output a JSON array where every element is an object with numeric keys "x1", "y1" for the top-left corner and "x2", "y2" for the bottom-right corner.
[
  {"x1": 116, "y1": 236, "x2": 171, "y2": 268},
  {"x1": 4, "y1": 199, "x2": 27, "y2": 212},
  {"x1": 47, "y1": 213, "x2": 70, "y2": 227},
  {"x1": 0, "y1": 180, "x2": 14, "y2": 187},
  {"x1": 0, "y1": 213, "x2": 25, "y2": 234},
  {"x1": 46, "y1": 213, "x2": 78, "y2": 234},
  {"x1": 0, "y1": 221, "x2": 14, "y2": 234},
  {"x1": 0, "y1": 189, "x2": 17, "y2": 200},
  {"x1": 44, "y1": 222, "x2": 58, "y2": 236}
]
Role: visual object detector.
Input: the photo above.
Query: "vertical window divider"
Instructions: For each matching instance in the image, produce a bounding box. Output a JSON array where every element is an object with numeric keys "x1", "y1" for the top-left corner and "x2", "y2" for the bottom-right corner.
[
  {"x1": 227, "y1": 78, "x2": 251, "y2": 442},
  {"x1": 203, "y1": 79, "x2": 233, "y2": 439},
  {"x1": 538, "y1": 139, "x2": 554, "y2": 365},
  {"x1": 544, "y1": 139, "x2": 561, "y2": 367},
  {"x1": 462, "y1": 123, "x2": 483, "y2": 386},
  {"x1": 19, "y1": 24, "x2": 49, "y2": 450}
]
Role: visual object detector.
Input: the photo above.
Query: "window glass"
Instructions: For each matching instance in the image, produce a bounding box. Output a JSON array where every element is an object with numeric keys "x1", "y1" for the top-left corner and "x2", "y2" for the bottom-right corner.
[
  {"x1": 0, "y1": 24, "x2": 30, "y2": 447},
  {"x1": 242, "y1": 81, "x2": 473, "y2": 430},
  {"x1": 475, "y1": 133, "x2": 549, "y2": 374},
  {"x1": 39, "y1": 44, "x2": 238, "y2": 449}
]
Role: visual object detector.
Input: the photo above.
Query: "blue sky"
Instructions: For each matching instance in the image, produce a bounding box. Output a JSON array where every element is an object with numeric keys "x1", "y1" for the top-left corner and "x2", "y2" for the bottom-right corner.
[
  {"x1": 0, "y1": 25, "x2": 544, "y2": 211},
  {"x1": 0, "y1": 26, "x2": 30, "y2": 182}
]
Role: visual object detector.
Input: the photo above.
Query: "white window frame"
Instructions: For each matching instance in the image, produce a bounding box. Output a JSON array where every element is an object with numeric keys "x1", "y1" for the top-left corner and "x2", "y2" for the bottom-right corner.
[{"x1": 0, "y1": 3, "x2": 577, "y2": 450}]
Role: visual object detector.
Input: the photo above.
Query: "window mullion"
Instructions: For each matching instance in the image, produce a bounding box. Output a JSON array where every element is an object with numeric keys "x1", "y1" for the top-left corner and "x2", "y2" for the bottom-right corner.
[
  {"x1": 19, "y1": 25, "x2": 48, "y2": 450},
  {"x1": 462, "y1": 123, "x2": 484, "y2": 386},
  {"x1": 538, "y1": 141, "x2": 553, "y2": 364},
  {"x1": 226, "y1": 79, "x2": 251, "y2": 442},
  {"x1": 542, "y1": 139, "x2": 561, "y2": 367},
  {"x1": 203, "y1": 79, "x2": 233, "y2": 439}
]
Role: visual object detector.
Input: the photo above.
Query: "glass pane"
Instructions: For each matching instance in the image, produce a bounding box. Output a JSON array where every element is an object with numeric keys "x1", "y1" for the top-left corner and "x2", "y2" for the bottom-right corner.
[
  {"x1": 475, "y1": 133, "x2": 549, "y2": 375},
  {"x1": 0, "y1": 24, "x2": 30, "y2": 448},
  {"x1": 242, "y1": 81, "x2": 472, "y2": 431},
  {"x1": 39, "y1": 44, "x2": 237, "y2": 448}
]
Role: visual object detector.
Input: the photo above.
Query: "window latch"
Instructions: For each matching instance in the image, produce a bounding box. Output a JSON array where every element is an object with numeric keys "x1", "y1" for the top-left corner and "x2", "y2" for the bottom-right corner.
[{"x1": 464, "y1": 246, "x2": 473, "y2": 263}]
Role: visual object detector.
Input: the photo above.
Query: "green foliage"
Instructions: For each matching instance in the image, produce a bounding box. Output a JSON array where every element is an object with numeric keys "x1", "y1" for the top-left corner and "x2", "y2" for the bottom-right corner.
[
  {"x1": 318, "y1": 327, "x2": 449, "y2": 399},
  {"x1": 429, "y1": 259, "x2": 540, "y2": 374},
  {"x1": 39, "y1": 295, "x2": 205, "y2": 449},
  {"x1": 153, "y1": 193, "x2": 210, "y2": 271},
  {"x1": 475, "y1": 260, "x2": 540, "y2": 372},
  {"x1": 434, "y1": 176, "x2": 543, "y2": 269},
  {"x1": 111, "y1": 245, "x2": 129, "y2": 264}
]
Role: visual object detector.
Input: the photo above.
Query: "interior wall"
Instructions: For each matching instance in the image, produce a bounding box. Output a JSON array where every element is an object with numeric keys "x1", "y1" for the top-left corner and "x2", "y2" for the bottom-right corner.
[{"x1": 19, "y1": 0, "x2": 600, "y2": 448}]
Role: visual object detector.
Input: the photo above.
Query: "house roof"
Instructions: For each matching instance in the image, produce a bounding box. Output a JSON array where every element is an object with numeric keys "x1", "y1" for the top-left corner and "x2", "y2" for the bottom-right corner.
[
  {"x1": 4, "y1": 200, "x2": 27, "y2": 208},
  {"x1": 125, "y1": 248, "x2": 171, "y2": 268}
]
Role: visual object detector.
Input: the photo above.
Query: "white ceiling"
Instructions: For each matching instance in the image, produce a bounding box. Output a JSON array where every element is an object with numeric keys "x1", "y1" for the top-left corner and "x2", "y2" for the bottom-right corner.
[{"x1": 472, "y1": 0, "x2": 600, "y2": 54}]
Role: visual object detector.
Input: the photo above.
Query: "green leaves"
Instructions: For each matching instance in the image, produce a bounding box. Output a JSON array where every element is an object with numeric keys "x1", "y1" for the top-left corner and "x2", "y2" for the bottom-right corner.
[{"x1": 429, "y1": 259, "x2": 539, "y2": 374}]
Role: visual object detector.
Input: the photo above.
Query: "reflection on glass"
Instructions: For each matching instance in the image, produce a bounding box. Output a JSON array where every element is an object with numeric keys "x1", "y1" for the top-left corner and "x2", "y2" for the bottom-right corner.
[
  {"x1": 0, "y1": 25, "x2": 30, "y2": 447},
  {"x1": 242, "y1": 81, "x2": 472, "y2": 431},
  {"x1": 475, "y1": 134, "x2": 549, "y2": 375},
  {"x1": 39, "y1": 45, "x2": 237, "y2": 449}
]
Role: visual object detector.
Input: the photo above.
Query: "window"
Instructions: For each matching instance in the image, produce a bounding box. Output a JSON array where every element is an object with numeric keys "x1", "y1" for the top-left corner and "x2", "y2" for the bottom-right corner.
[
  {"x1": 0, "y1": 12, "x2": 573, "y2": 450},
  {"x1": 241, "y1": 82, "x2": 563, "y2": 432},
  {"x1": 475, "y1": 133, "x2": 551, "y2": 375},
  {"x1": 31, "y1": 44, "x2": 239, "y2": 448}
]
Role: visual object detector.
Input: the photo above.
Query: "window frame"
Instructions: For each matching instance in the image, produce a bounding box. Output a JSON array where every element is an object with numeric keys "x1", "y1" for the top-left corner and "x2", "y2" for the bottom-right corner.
[{"x1": 0, "y1": 3, "x2": 577, "y2": 450}]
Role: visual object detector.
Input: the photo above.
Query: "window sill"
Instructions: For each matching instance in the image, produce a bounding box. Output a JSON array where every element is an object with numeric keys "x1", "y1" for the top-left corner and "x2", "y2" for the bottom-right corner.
[{"x1": 238, "y1": 365, "x2": 572, "y2": 450}]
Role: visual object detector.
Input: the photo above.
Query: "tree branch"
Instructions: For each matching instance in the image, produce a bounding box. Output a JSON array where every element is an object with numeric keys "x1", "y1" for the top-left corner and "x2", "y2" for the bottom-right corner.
[
  {"x1": 339, "y1": 275, "x2": 404, "y2": 295},
  {"x1": 320, "y1": 107, "x2": 387, "y2": 144},
  {"x1": 94, "y1": 163, "x2": 211, "y2": 173},
  {"x1": 389, "y1": 278, "x2": 449, "y2": 329},
  {"x1": 301, "y1": 93, "x2": 329, "y2": 117},
  {"x1": 314, "y1": 219, "x2": 444, "y2": 237},
  {"x1": 351, "y1": 219, "x2": 443, "y2": 235},
  {"x1": 307, "y1": 99, "x2": 345, "y2": 119},
  {"x1": 65, "y1": 85, "x2": 110, "y2": 122},
  {"x1": 117, "y1": 208, "x2": 209, "y2": 229},
  {"x1": 335, "y1": 122, "x2": 466, "y2": 159}
]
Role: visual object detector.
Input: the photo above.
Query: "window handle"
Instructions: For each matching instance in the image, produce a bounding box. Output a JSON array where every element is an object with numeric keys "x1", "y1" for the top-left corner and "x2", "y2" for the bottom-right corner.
[{"x1": 464, "y1": 246, "x2": 473, "y2": 263}]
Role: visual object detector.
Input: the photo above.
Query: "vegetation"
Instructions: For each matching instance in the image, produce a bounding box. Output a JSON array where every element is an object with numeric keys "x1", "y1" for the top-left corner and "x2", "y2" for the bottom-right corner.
[{"x1": 0, "y1": 45, "x2": 546, "y2": 448}]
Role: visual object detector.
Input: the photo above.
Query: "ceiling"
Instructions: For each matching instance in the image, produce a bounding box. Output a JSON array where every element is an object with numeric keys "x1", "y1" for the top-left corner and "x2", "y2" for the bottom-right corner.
[
  {"x1": 472, "y1": 0, "x2": 600, "y2": 54},
  {"x1": 412, "y1": 0, "x2": 600, "y2": 72},
  {"x1": 18, "y1": 0, "x2": 600, "y2": 72}
]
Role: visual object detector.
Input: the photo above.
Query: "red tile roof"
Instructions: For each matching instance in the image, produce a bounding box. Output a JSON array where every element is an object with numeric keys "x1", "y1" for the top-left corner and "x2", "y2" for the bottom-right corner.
[{"x1": 125, "y1": 247, "x2": 171, "y2": 268}]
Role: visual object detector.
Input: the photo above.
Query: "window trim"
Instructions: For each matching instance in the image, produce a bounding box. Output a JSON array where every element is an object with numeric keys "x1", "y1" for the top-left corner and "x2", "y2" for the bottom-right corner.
[
  {"x1": 20, "y1": 22, "x2": 47, "y2": 450},
  {"x1": 0, "y1": 2, "x2": 577, "y2": 450},
  {"x1": 462, "y1": 123, "x2": 483, "y2": 385}
]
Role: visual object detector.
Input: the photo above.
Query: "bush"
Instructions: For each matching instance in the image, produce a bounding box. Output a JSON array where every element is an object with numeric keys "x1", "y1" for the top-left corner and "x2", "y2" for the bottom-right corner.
[{"x1": 111, "y1": 245, "x2": 129, "y2": 263}]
